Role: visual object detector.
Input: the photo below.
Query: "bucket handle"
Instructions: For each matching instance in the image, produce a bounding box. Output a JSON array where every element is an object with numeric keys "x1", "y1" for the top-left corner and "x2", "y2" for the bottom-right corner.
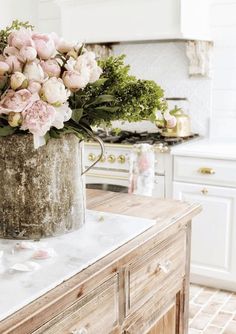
[{"x1": 81, "y1": 129, "x2": 105, "y2": 176}]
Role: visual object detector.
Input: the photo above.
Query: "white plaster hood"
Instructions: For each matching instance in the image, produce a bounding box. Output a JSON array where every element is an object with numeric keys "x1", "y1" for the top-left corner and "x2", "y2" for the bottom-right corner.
[{"x1": 40, "y1": 0, "x2": 211, "y2": 43}]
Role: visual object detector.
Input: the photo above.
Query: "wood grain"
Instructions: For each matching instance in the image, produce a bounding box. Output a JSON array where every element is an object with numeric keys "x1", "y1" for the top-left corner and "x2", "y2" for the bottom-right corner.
[{"x1": 0, "y1": 190, "x2": 201, "y2": 334}]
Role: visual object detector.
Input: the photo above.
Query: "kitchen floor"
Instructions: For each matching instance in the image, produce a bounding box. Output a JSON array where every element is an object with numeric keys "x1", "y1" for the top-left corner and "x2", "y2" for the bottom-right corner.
[{"x1": 189, "y1": 284, "x2": 236, "y2": 334}]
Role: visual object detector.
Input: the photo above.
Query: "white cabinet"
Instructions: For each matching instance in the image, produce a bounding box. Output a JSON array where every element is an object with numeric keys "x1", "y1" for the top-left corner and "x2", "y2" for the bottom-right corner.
[
  {"x1": 52, "y1": 0, "x2": 211, "y2": 43},
  {"x1": 173, "y1": 180, "x2": 236, "y2": 291}
]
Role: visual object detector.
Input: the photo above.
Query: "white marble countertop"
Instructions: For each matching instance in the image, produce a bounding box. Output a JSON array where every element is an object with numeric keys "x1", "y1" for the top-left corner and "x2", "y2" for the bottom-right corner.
[
  {"x1": 171, "y1": 137, "x2": 236, "y2": 160},
  {"x1": 0, "y1": 210, "x2": 155, "y2": 322}
]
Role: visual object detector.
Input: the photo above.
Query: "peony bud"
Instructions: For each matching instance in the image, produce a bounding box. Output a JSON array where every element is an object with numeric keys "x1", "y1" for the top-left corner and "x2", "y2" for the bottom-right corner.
[
  {"x1": 19, "y1": 46, "x2": 37, "y2": 62},
  {"x1": 10, "y1": 72, "x2": 28, "y2": 90},
  {"x1": 0, "y1": 61, "x2": 9, "y2": 75},
  {"x1": 8, "y1": 112, "x2": 22, "y2": 127}
]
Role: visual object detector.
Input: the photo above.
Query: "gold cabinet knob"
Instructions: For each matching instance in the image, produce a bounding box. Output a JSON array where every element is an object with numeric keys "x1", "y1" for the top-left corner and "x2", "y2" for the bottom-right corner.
[
  {"x1": 88, "y1": 153, "x2": 96, "y2": 162},
  {"x1": 107, "y1": 154, "x2": 116, "y2": 163},
  {"x1": 98, "y1": 155, "x2": 106, "y2": 163},
  {"x1": 201, "y1": 188, "x2": 208, "y2": 195},
  {"x1": 198, "y1": 167, "x2": 215, "y2": 175},
  {"x1": 117, "y1": 155, "x2": 126, "y2": 164}
]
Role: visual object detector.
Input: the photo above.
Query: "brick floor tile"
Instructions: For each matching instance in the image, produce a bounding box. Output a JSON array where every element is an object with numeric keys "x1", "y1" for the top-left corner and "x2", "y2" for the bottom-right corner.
[
  {"x1": 202, "y1": 301, "x2": 223, "y2": 315},
  {"x1": 211, "y1": 311, "x2": 233, "y2": 327},
  {"x1": 221, "y1": 297, "x2": 236, "y2": 313},
  {"x1": 223, "y1": 320, "x2": 236, "y2": 333},
  {"x1": 189, "y1": 303, "x2": 202, "y2": 320},
  {"x1": 212, "y1": 290, "x2": 232, "y2": 303},
  {"x1": 190, "y1": 312, "x2": 212, "y2": 331},
  {"x1": 203, "y1": 325, "x2": 223, "y2": 334},
  {"x1": 194, "y1": 290, "x2": 216, "y2": 305},
  {"x1": 189, "y1": 328, "x2": 202, "y2": 334}
]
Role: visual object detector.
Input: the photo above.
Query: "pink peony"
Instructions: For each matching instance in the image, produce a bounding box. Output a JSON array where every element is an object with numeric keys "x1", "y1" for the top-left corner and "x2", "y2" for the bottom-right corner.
[
  {"x1": 5, "y1": 55, "x2": 22, "y2": 73},
  {"x1": 62, "y1": 70, "x2": 89, "y2": 90},
  {"x1": 0, "y1": 61, "x2": 9, "y2": 75},
  {"x1": 28, "y1": 81, "x2": 41, "y2": 94},
  {"x1": 40, "y1": 59, "x2": 61, "y2": 78},
  {"x1": 19, "y1": 46, "x2": 37, "y2": 62},
  {"x1": 21, "y1": 100, "x2": 55, "y2": 136},
  {"x1": 75, "y1": 51, "x2": 102, "y2": 83},
  {"x1": 32, "y1": 33, "x2": 56, "y2": 60},
  {"x1": 8, "y1": 28, "x2": 34, "y2": 50},
  {"x1": 0, "y1": 89, "x2": 39, "y2": 114},
  {"x1": 57, "y1": 39, "x2": 76, "y2": 53}
]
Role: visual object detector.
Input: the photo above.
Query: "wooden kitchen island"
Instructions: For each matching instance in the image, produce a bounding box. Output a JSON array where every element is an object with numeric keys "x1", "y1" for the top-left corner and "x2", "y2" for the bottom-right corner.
[{"x1": 0, "y1": 190, "x2": 201, "y2": 334}]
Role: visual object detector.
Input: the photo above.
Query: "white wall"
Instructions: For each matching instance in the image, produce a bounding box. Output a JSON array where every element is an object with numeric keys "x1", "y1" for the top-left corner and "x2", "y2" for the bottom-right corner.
[
  {"x1": 0, "y1": 0, "x2": 39, "y2": 29},
  {"x1": 113, "y1": 0, "x2": 236, "y2": 137}
]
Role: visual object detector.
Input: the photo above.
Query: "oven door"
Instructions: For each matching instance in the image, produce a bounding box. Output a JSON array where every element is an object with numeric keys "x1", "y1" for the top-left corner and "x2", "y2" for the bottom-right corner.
[
  {"x1": 86, "y1": 170, "x2": 129, "y2": 193},
  {"x1": 86, "y1": 170, "x2": 165, "y2": 197}
]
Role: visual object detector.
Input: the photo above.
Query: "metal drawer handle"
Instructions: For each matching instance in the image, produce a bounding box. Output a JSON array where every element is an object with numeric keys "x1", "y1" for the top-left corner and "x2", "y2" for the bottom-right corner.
[
  {"x1": 158, "y1": 260, "x2": 172, "y2": 274},
  {"x1": 70, "y1": 328, "x2": 88, "y2": 334},
  {"x1": 201, "y1": 188, "x2": 208, "y2": 195},
  {"x1": 198, "y1": 167, "x2": 215, "y2": 175}
]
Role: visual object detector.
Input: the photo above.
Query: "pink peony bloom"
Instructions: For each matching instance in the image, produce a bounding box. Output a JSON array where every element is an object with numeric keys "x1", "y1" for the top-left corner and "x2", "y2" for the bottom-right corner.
[
  {"x1": 19, "y1": 46, "x2": 37, "y2": 62},
  {"x1": 62, "y1": 70, "x2": 89, "y2": 90},
  {"x1": 21, "y1": 100, "x2": 55, "y2": 136},
  {"x1": 0, "y1": 61, "x2": 9, "y2": 75},
  {"x1": 5, "y1": 55, "x2": 22, "y2": 73},
  {"x1": 0, "y1": 89, "x2": 39, "y2": 114},
  {"x1": 8, "y1": 28, "x2": 34, "y2": 50},
  {"x1": 40, "y1": 59, "x2": 61, "y2": 78},
  {"x1": 166, "y1": 116, "x2": 177, "y2": 129},
  {"x1": 28, "y1": 80, "x2": 41, "y2": 94},
  {"x1": 23, "y1": 62, "x2": 45, "y2": 82},
  {"x1": 3, "y1": 46, "x2": 19, "y2": 57},
  {"x1": 57, "y1": 39, "x2": 76, "y2": 53},
  {"x1": 75, "y1": 51, "x2": 102, "y2": 83},
  {"x1": 32, "y1": 33, "x2": 56, "y2": 60}
]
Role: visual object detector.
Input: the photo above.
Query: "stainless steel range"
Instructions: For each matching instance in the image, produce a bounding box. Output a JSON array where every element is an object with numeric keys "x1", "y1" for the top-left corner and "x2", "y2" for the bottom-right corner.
[{"x1": 84, "y1": 130, "x2": 199, "y2": 198}]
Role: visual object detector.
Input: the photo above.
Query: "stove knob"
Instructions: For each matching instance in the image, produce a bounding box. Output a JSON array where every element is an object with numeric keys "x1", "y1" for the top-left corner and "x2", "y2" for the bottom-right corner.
[
  {"x1": 98, "y1": 155, "x2": 106, "y2": 163},
  {"x1": 117, "y1": 155, "x2": 126, "y2": 164},
  {"x1": 108, "y1": 154, "x2": 116, "y2": 163},
  {"x1": 88, "y1": 153, "x2": 96, "y2": 162},
  {"x1": 161, "y1": 146, "x2": 169, "y2": 153}
]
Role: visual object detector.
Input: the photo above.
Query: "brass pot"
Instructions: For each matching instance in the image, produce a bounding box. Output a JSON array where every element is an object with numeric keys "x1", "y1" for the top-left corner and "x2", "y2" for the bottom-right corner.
[{"x1": 162, "y1": 109, "x2": 191, "y2": 138}]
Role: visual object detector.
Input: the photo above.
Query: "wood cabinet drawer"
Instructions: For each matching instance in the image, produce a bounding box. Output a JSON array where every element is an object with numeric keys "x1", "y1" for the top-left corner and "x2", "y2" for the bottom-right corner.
[
  {"x1": 125, "y1": 231, "x2": 186, "y2": 315},
  {"x1": 174, "y1": 156, "x2": 236, "y2": 187},
  {"x1": 34, "y1": 275, "x2": 119, "y2": 334}
]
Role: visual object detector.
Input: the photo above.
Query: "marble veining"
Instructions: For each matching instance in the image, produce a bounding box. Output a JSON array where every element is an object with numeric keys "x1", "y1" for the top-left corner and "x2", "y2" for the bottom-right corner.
[{"x1": 0, "y1": 210, "x2": 155, "y2": 322}]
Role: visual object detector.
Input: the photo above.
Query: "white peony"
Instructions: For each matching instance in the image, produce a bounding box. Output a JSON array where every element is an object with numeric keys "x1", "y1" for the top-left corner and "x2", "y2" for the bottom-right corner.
[
  {"x1": 41, "y1": 77, "x2": 70, "y2": 106},
  {"x1": 52, "y1": 103, "x2": 72, "y2": 129},
  {"x1": 23, "y1": 62, "x2": 45, "y2": 82}
]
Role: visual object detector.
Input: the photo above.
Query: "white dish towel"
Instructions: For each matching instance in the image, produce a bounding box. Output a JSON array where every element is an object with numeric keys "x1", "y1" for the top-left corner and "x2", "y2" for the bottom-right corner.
[{"x1": 128, "y1": 144, "x2": 155, "y2": 196}]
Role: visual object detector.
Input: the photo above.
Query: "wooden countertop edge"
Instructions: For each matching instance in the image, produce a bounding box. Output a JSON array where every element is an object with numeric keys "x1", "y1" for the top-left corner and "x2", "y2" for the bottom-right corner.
[{"x1": 0, "y1": 190, "x2": 201, "y2": 334}]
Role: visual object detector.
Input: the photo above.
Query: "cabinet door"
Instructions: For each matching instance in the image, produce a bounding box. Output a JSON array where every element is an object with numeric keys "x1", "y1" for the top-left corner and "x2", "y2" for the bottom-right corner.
[
  {"x1": 173, "y1": 182, "x2": 236, "y2": 290},
  {"x1": 147, "y1": 305, "x2": 176, "y2": 334}
]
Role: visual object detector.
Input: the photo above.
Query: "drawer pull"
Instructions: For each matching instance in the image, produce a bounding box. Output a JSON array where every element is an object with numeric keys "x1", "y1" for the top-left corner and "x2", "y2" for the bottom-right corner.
[
  {"x1": 159, "y1": 260, "x2": 172, "y2": 274},
  {"x1": 198, "y1": 167, "x2": 215, "y2": 175},
  {"x1": 71, "y1": 328, "x2": 88, "y2": 334},
  {"x1": 201, "y1": 188, "x2": 208, "y2": 195}
]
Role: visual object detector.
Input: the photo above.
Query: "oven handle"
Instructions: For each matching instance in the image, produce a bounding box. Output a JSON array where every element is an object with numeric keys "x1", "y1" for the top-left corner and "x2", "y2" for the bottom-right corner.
[{"x1": 81, "y1": 131, "x2": 105, "y2": 176}]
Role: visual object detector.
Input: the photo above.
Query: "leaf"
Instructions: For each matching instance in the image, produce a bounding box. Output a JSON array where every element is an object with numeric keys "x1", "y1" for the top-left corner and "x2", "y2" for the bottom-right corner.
[
  {"x1": 71, "y1": 108, "x2": 84, "y2": 123},
  {"x1": 94, "y1": 106, "x2": 119, "y2": 112},
  {"x1": 85, "y1": 95, "x2": 115, "y2": 107},
  {"x1": 0, "y1": 126, "x2": 16, "y2": 136},
  {"x1": 90, "y1": 78, "x2": 108, "y2": 87},
  {"x1": 49, "y1": 128, "x2": 62, "y2": 139}
]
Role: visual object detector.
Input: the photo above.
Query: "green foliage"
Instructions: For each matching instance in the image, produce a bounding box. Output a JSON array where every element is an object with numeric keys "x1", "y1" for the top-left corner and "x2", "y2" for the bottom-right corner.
[{"x1": 67, "y1": 55, "x2": 167, "y2": 133}]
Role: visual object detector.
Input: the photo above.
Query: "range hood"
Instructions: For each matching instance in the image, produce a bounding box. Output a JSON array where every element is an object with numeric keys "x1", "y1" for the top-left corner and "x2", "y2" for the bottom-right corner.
[{"x1": 49, "y1": 0, "x2": 211, "y2": 43}]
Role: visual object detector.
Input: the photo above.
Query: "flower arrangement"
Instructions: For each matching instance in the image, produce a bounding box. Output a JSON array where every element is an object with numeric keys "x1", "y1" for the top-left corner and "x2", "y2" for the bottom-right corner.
[{"x1": 0, "y1": 21, "x2": 169, "y2": 149}]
